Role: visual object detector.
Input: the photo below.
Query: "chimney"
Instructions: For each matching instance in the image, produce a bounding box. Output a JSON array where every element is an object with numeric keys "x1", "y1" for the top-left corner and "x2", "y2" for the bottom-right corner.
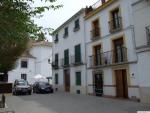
[{"x1": 101, "y1": 0, "x2": 106, "y2": 4}]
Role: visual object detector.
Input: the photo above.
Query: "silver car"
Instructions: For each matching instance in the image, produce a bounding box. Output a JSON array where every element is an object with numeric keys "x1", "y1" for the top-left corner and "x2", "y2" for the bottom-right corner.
[{"x1": 13, "y1": 79, "x2": 32, "y2": 95}]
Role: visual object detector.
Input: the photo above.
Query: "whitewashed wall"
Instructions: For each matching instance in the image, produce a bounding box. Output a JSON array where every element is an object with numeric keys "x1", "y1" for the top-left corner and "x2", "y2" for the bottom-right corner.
[{"x1": 8, "y1": 44, "x2": 52, "y2": 84}]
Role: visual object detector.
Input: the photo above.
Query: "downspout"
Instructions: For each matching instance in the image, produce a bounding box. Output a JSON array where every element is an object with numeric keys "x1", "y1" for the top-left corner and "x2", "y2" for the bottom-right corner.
[{"x1": 83, "y1": 11, "x2": 88, "y2": 95}]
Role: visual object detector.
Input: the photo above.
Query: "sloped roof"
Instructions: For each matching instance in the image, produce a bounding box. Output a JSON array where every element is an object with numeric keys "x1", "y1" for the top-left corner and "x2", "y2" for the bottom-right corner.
[{"x1": 21, "y1": 51, "x2": 36, "y2": 59}]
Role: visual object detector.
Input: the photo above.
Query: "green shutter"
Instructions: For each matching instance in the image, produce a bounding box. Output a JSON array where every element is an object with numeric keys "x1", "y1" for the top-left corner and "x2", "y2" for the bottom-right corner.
[
  {"x1": 55, "y1": 54, "x2": 58, "y2": 66},
  {"x1": 76, "y1": 72, "x2": 81, "y2": 86},
  {"x1": 64, "y1": 49, "x2": 69, "y2": 65},
  {"x1": 75, "y1": 44, "x2": 81, "y2": 63},
  {"x1": 55, "y1": 74, "x2": 58, "y2": 84}
]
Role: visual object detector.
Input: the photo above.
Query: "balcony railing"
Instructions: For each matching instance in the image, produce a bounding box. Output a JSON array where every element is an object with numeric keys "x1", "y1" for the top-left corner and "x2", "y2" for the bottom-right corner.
[
  {"x1": 90, "y1": 27, "x2": 101, "y2": 41},
  {"x1": 146, "y1": 25, "x2": 150, "y2": 44},
  {"x1": 71, "y1": 56, "x2": 83, "y2": 66},
  {"x1": 109, "y1": 17, "x2": 122, "y2": 33},
  {"x1": 61, "y1": 57, "x2": 70, "y2": 67},
  {"x1": 74, "y1": 26, "x2": 80, "y2": 32},
  {"x1": 89, "y1": 47, "x2": 127, "y2": 67},
  {"x1": 54, "y1": 37, "x2": 58, "y2": 43},
  {"x1": 52, "y1": 61, "x2": 59, "y2": 69}
]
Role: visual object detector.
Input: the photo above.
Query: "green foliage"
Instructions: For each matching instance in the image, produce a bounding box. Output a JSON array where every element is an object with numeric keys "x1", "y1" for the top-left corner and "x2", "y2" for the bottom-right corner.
[{"x1": 0, "y1": 0, "x2": 62, "y2": 72}]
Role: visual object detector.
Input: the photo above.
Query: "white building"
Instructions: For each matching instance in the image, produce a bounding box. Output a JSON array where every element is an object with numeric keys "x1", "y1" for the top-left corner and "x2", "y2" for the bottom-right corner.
[
  {"x1": 85, "y1": 0, "x2": 139, "y2": 100},
  {"x1": 8, "y1": 41, "x2": 52, "y2": 84},
  {"x1": 52, "y1": 9, "x2": 87, "y2": 94},
  {"x1": 52, "y1": 0, "x2": 150, "y2": 103},
  {"x1": 131, "y1": 0, "x2": 150, "y2": 103}
]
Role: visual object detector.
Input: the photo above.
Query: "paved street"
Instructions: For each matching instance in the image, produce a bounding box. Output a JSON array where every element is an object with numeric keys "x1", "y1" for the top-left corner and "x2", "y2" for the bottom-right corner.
[{"x1": 6, "y1": 92, "x2": 150, "y2": 113}]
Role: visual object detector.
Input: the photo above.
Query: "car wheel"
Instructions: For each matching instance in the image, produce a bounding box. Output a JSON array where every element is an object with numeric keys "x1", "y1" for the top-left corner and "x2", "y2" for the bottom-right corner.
[
  {"x1": 29, "y1": 91, "x2": 32, "y2": 95},
  {"x1": 12, "y1": 91, "x2": 15, "y2": 95}
]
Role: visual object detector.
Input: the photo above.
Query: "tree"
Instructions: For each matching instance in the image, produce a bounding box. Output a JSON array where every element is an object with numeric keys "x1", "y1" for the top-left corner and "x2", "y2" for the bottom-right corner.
[{"x1": 0, "y1": 0, "x2": 62, "y2": 80}]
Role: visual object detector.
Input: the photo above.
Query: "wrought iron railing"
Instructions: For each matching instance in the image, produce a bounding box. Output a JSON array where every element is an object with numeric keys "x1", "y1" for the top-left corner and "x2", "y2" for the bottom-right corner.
[
  {"x1": 61, "y1": 57, "x2": 70, "y2": 67},
  {"x1": 52, "y1": 61, "x2": 59, "y2": 69},
  {"x1": 109, "y1": 17, "x2": 122, "y2": 33},
  {"x1": 89, "y1": 47, "x2": 127, "y2": 67},
  {"x1": 71, "y1": 56, "x2": 83, "y2": 65},
  {"x1": 90, "y1": 27, "x2": 101, "y2": 41},
  {"x1": 146, "y1": 25, "x2": 150, "y2": 44}
]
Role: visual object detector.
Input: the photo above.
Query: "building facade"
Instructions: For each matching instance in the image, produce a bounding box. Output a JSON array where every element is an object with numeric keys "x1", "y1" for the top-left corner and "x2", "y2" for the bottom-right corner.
[
  {"x1": 52, "y1": 9, "x2": 87, "y2": 94},
  {"x1": 131, "y1": 0, "x2": 150, "y2": 103},
  {"x1": 52, "y1": 0, "x2": 150, "y2": 103},
  {"x1": 8, "y1": 41, "x2": 52, "y2": 84},
  {"x1": 85, "y1": 0, "x2": 139, "y2": 100}
]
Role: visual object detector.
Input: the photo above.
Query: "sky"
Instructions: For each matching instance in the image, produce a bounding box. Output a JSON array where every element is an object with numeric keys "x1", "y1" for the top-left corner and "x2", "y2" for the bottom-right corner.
[{"x1": 33, "y1": 0, "x2": 98, "y2": 41}]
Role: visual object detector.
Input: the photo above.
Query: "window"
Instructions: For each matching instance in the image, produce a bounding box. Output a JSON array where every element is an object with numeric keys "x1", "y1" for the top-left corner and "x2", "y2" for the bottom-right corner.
[
  {"x1": 21, "y1": 74, "x2": 27, "y2": 80},
  {"x1": 54, "y1": 34, "x2": 58, "y2": 43},
  {"x1": 75, "y1": 44, "x2": 81, "y2": 63},
  {"x1": 55, "y1": 74, "x2": 58, "y2": 84},
  {"x1": 109, "y1": 7, "x2": 122, "y2": 33},
  {"x1": 76, "y1": 72, "x2": 81, "y2": 86},
  {"x1": 146, "y1": 26, "x2": 150, "y2": 44},
  {"x1": 64, "y1": 49, "x2": 69, "y2": 66},
  {"x1": 74, "y1": 19, "x2": 80, "y2": 31},
  {"x1": 55, "y1": 53, "x2": 59, "y2": 66},
  {"x1": 91, "y1": 19, "x2": 100, "y2": 39},
  {"x1": 63, "y1": 27, "x2": 68, "y2": 38},
  {"x1": 21, "y1": 60, "x2": 28, "y2": 68}
]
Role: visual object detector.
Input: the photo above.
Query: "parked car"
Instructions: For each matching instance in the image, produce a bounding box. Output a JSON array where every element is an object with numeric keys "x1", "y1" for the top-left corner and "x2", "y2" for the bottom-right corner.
[
  {"x1": 13, "y1": 79, "x2": 32, "y2": 95},
  {"x1": 33, "y1": 82, "x2": 53, "y2": 93}
]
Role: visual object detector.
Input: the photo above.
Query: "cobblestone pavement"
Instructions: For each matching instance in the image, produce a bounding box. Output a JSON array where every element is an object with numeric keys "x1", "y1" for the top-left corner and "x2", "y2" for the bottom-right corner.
[{"x1": 6, "y1": 92, "x2": 150, "y2": 113}]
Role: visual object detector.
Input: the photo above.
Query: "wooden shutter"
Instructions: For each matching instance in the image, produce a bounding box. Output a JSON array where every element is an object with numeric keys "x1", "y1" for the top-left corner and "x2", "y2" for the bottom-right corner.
[
  {"x1": 55, "y1": 74, "x2": 58, "y2": 84},
  {"x1": 75, "y1": 44, "x2": 81, "y2": 63},
  {"x1": 76, "y1": 72, "x2": 81, "y2": 86},
  {"x1": 55, "y1": 54, "x2": 58, "y2": 65},
  {"x1": 64, "y1": 49, "x2": 69, "y2": 65}
]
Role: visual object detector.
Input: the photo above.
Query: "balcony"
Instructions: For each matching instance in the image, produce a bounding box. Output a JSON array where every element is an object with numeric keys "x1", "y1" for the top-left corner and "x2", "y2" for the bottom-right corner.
[
  {"x1": 61, "y1": 57, "x2": 70, "y2": 67},
  {"x1": 109, "y1": 17, "x2": 122, "y2": 33},
  {"x1": 74, "y1": 26, "x2": 80, "y2": 32},
  {"x1": 146, "y1": 25, "x2": 150, "y2": 44},
  {"x1": 89, "y1": 47, "x2": 127, "y2": 67},
  {"x1": 54, "y1": 37, "x2": 58, "y2": 43},
  {"x1": 52, "y1": 61, "x2": 59, "y2": 69},
  {"x1": 90, "y1": 27, "x2": 101, "y2": 41},
  {"x1": 71, "y1": 56, "x2": 83, "y2": 66}
]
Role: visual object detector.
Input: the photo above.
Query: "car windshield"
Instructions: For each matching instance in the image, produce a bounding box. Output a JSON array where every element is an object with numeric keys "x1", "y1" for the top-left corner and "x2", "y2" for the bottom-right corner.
[
  {"x1": 17, "y1": 81, "x2": 28, "y2": 86},
  {"x1": 39, "y1": 82, "x2": 49, "y2": 86}
]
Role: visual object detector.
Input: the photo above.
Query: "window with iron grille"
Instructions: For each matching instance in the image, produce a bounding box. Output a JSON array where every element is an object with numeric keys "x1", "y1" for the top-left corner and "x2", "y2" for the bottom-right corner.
[
  {"x1": 54, "y1": 34, "x2": 59, "y2": 43},
  {"x1": 146, "y1": 26, "x2": 150, "y2": 44},
  {"x1": 21, "y1": 74, "x2": 27, "y2": 80},
  {"x1": 74, "y1": 19, "x2": 80, "y2": 31},
  {"x1": 63, "y1": 27, "x2": 68, "y2": 38},
  {"x1": 21, "y1": 60, "x2": 28, "y2": 68}
]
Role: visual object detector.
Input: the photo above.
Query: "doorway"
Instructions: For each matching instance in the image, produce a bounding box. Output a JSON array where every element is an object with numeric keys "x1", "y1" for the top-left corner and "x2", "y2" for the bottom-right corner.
[
  {"x1": 93, "y1": 73, "x2": 103, "y2": 96},
  {"x1": 64, "y1": 69, "x2": 70, "y2": 92},
  {"x1": 115, "y1": 69, "x2": 128, "y2": 98}
]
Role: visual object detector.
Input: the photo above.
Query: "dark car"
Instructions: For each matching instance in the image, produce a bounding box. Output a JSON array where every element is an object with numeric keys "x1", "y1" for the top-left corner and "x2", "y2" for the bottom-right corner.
[
  {"x1": 33, "y1": 82, "x2": 53, "y2": 93},
  {"x1": 13, "y1": 79, "x2": 32, "y2": 95}
]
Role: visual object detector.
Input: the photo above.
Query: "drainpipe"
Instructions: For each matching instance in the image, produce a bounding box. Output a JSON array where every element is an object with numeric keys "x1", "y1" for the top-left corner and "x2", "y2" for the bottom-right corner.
[{"x1": 83, "y1": 11, "x2": 88, "y2": 95}]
